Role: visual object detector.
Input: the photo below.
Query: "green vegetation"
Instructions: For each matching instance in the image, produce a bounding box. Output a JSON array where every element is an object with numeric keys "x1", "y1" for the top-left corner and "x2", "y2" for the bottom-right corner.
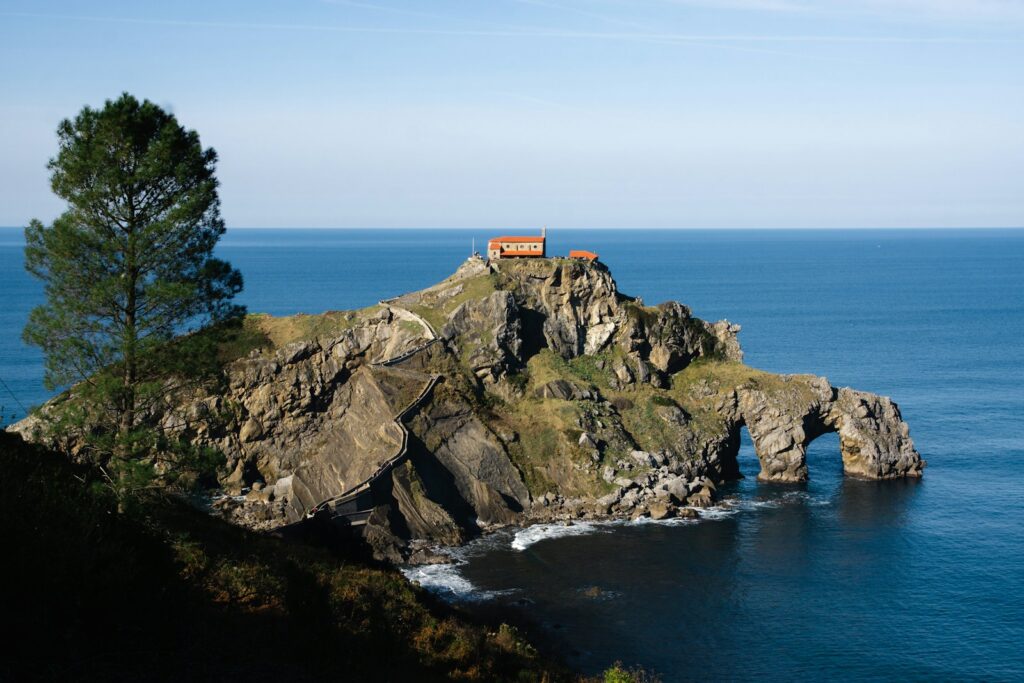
[
  {"x1": 400, "y1": 318, "x2": 426, "y2": 335},
  {"x1": 508, "y1": 418, "x2": 563, "y2": 493},
  {"x1": 620, "y1": 299, "x2": 659, "y2": 328},
  {"x1": 477, "y1": 351, "x2": 618, "y2": 498},
  {"x1": 506, "y1": 368, "x2": 530, "y2": 393},
  {"x1": 525, "y1": 348, "x2": 618, "y2": 392},
  {"x1": 670, "y1": 359, "x2": 818, "y2": 407},
  {"x1": 212, "y1": 317, "x2": 272, "y2": 363},
  {"x1": 0, "y1": 431, "x2": 567, "y2": 681},
  {"x1": 470, "y1": 352, "x2": 815, "y2": 485},
  {"x1": 616, "y1": 392, "x2": 688, "y2": 456},
  {"x1": 22, "y1": 93, "x2": 243, "y2": 506},
  {"x1": 240, "y1": 305, "x2": 382, "y2": 353},
  {"x1": 408, "y1": 271, "x2": 499, "y2": 332},
  {"x1": 670, "y1": 358, "x2": 762, "y2": 394},
  {"x1": 602, "y1": 663, "x2": 660, "y2": 683}
]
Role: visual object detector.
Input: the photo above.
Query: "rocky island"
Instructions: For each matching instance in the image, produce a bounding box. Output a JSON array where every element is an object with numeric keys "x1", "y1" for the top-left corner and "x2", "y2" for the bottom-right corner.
[{"x1": 10, "y1": 256, "x2": 924, "y2": 562}]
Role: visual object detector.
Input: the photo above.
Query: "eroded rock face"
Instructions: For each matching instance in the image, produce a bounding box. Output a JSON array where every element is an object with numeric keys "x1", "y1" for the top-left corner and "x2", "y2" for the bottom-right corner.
[
  {"x1": 831, "y1": 388, "x2": 923, "y2": 479},
  {"x1": 409, "y1": 397, "x2": 530, "y2": 525},
  {"x1": 497, "y1": 260, "x2": 741, "y2": 377},
  {"x1": 718, "y1": 376, "x2": 924, "y2": 483},
  {"x1": 501, "y1": 259, "x2": 620, "y2": 358},
  {"x1": 533, "y1": 379, "x2": 595, "y2": 401},
  {"x1": 183, "y1": 309, "x2": 433, "y2": 524},
  {"x1": 441, "y1": 290, "x2": 524, "y2": 384},
  {"x1": 8, "y1": 257, "x2": 924, "y2": 560}
]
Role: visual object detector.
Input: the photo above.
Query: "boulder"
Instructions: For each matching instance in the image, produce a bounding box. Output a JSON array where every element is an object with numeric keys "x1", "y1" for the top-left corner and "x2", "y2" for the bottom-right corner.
[
  {"x1": 688, "y1": 486, "x2": 714, "y2": 508},
  {"x1": 665, "y1": 477, "x2": 690, "y2": 504},
  {"x1": 648, "y1": 501, "x2": 673, "y2": 520},
  {"x1": 614, "y1": 363, "x2": 635, "y2": 385},
  {"x1": 596, "y1": 490, "x2": 621, "y2": 513},
  {"x1": 630, "y1": 450, "x2": 658, "y2": 468},
  {"x1": 535, "y1": 379, "x2": 594, "y2": 401}
]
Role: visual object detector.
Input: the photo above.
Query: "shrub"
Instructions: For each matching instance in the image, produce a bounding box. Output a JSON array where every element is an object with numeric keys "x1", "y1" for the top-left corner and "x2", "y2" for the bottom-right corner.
[{"x1": 603, "y1": 662, "x2": 661, "y2": 683}]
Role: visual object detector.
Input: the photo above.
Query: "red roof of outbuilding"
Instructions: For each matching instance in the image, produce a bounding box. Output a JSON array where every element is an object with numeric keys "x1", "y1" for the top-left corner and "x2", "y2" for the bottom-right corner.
[{"x1": 570, "y1": 250, "x2": 599, "y2": 260}]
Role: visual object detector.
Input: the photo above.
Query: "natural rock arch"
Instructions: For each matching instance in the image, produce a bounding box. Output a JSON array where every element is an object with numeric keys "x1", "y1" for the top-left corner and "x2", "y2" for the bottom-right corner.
[{"x1": 718, "y1": 376, "x2": 924, "y2": 482}]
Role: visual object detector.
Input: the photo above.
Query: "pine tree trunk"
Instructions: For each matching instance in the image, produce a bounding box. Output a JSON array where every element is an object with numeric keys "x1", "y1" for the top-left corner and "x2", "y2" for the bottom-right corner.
[
  {"x1": 118, "y1": 222, "x2": 139, "y2": 513},
  {"x1": 121, "y1": 213, "x2": 138, "y2": 437}
]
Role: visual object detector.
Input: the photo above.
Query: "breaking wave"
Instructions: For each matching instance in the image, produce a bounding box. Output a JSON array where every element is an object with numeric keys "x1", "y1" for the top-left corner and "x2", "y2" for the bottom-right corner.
[
  {"x1": 401, "y1": 534, "x2": 516, "y2": 601},
  {"x1": 401, "y1": 562, "x2": 481, "y2": 598},
  {"x1": 404, "y1": 490, "x2": 833, "y2": 600},
  {"x1": 510, "y1": 521, "x2": 605, "y2": 551}
]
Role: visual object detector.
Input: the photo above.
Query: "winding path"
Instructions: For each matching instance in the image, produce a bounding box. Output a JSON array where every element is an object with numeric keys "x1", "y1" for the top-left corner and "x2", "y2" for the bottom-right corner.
[{"x1": 304, "y1": 306, "x2": 441, "y2": 527}]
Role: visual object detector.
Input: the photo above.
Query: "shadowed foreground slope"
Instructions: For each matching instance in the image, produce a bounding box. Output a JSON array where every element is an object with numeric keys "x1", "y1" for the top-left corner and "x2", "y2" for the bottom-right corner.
[{"x1": 0, "y1": 431, "x2": 567, "y2": 682}]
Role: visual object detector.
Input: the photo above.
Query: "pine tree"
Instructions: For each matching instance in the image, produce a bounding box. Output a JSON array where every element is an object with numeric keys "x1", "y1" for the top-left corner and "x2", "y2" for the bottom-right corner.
[{"x1": 23, "y1": 93, "x2": 243, "y2": 477}]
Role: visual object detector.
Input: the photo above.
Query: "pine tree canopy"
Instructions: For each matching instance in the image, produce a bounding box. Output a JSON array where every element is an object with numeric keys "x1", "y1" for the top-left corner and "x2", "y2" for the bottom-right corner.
[{"x1": 23, "y1": 93, "x2": 244, "y2": 434}]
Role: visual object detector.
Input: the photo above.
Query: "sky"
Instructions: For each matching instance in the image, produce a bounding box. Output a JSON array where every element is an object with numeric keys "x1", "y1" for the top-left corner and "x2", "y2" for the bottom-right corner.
[{"x1": 0, "y1": 1, "x2": 1021, "y2": 229}]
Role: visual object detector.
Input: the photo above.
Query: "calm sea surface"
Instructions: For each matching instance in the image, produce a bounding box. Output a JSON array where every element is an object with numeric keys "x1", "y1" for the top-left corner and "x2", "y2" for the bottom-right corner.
[{"x1": 2, "y1": 228, "x2": 1023, "y2": 680}]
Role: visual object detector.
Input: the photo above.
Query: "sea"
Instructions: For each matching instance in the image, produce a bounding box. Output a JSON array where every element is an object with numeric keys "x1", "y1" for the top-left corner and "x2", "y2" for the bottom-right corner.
[{"x1": 2, "y1": 227, "x2": 1022, "y2": 680}]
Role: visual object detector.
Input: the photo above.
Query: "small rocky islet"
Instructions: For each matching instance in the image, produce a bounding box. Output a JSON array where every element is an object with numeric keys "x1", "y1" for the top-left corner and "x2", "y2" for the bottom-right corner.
[{"x1": 11, "y1": 255, "x2": 924, "y2": 563}]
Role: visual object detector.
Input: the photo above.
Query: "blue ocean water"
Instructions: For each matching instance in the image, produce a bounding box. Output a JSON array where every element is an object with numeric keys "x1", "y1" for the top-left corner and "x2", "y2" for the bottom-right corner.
[{"x1": 2, "y1": 228, "x2": 1022, "y2": 680}]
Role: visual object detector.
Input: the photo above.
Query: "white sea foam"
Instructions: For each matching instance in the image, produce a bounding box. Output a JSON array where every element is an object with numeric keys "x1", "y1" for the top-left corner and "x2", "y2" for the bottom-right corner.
[
  {"x1": 739, "y1": 498, "x2": 782, "y2": 511},
  {"x1": 208, "y1": 492, "x2": 248, "y2": 505},
  {"x1": 630, "y1": 514, "x2": 701, "y2": 527},
  {"x1": 694, "y1": 506, "x2": 741, "y2": 520},
  {"x1": 405, "y1": 491, "x2": 832, "y2": 600},
  {"x1": 781, "y1": 490, "x2": 831, "y2": 506},
  {"x1": 511, "y1": 521, "x2": 604, "y2": 551},
  {"x1": 402, "y1": 535, "x2": 518, "y2": 601},
  {"x1": 402, "y1": 562, "x2": 479, "y2": 598}
]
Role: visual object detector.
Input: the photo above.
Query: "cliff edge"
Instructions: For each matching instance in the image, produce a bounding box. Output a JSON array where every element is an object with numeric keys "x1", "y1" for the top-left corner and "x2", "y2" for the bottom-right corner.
[{"x1": 9, "y1": 256, "x2": 924, "y2": 561}]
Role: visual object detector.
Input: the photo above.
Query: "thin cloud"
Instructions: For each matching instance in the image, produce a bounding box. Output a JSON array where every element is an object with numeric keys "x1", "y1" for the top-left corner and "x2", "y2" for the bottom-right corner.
[
  {"x1": 654, "y1": 0, "x2": 807, "y2": 10},
  {"x1": 507, "y1": 0, "x2": 658, "y2": 31},
  {"x1": 3, "y1": 11, "x2": 1017, "y2": 44},
  {"x1": 320, "y1": 0, "x2": 446, "y2": 20},
  {"x1": 489, "y1": 90, "x2": 580, "y2": 110},
  {"x1": 652, "y1": 0, "x2": 1024, "y2": 21}
]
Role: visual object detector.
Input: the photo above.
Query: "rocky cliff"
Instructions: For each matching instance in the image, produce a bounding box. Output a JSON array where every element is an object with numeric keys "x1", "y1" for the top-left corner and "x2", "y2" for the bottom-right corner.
[{"x1": 9, "y1": 256, "x2": 924, "y2": 561}]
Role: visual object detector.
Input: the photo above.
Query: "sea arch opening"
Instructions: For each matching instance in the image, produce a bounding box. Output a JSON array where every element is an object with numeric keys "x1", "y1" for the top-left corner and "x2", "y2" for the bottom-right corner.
[
  {"x1": 804, "y1": 431, "x2": 844, "y2": 481},
  {"x1": 732, "y1": 422, "x2": 760, "y2": 480},
  {"x1": 722, "y1": 412, "x2": 845, "y2": 483}
]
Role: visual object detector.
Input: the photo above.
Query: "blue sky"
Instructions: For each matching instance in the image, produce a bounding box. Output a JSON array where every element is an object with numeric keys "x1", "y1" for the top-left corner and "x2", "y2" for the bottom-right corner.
[{"x1": 1, "y1": 1, "x2": 1021, "y2": 228}]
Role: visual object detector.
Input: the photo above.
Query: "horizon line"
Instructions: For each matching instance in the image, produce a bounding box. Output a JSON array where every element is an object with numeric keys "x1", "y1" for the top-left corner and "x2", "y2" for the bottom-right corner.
[{"x1": 2, "y1": 225, "x2": 1023, "y2": 231}]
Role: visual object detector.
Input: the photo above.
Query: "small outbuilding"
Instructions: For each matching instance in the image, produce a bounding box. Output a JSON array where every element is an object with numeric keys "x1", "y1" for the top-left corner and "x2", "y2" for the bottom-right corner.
[{"x1": 570, "y1": 249, "x2": 599, "y2": 262}]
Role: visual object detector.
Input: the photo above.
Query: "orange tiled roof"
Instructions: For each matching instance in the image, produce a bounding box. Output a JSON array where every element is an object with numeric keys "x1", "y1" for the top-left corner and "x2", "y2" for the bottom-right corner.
[
  {"x1": 569, "y1": 249, "x2": 599, "y2": 260},
  {"x1": 488, "y1": 236, "x2": 545, "y2": 244}
]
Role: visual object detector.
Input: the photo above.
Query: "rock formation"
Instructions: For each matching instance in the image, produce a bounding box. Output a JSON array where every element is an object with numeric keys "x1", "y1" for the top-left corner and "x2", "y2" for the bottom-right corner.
[{"x1": 8, "y1": 256, "x2": 924, "y2": 561}]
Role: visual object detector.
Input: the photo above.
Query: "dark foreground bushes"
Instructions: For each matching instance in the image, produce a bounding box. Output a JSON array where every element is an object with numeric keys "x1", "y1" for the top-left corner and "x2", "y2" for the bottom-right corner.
[{"x1": 0, "y1": 431, "x2": 567, "y2": 682}]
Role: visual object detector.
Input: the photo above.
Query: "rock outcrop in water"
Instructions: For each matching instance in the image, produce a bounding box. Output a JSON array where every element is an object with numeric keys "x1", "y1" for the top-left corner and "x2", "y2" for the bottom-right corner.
[
  {"x1": 9, "y1": 256, "x2": 924, "y2": 561},
  {"x1": 725, "y1": 381, "x2": 922, "y2": 482}
]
